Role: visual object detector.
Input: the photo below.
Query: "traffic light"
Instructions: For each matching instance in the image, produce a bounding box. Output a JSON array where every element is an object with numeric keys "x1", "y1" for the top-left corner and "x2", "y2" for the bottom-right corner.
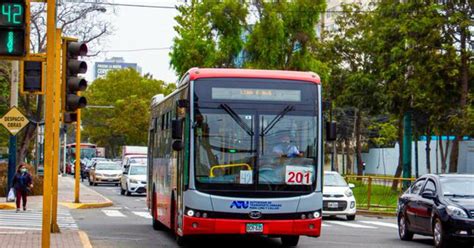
[
  {"x1": 63, "y1": 41, "x2": 88, "y2": 123},
  {"x1": 0, "y1": 1, "x2": 27, "y2": 56},
  {"x1": 20, "y1": 61, "x2": 44, "y2": 94}
]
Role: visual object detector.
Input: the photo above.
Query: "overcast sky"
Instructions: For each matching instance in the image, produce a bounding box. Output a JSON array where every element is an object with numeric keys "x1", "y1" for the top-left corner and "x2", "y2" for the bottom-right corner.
[{"x1": 86, "y1": 0, "x2": 182, "y2": 84}]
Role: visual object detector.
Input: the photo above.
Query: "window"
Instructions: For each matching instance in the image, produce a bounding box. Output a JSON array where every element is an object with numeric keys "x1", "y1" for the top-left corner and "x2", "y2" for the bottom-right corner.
[
  {"x1": 410, "y1": 179, "x2": 426, "y2": 195},
  {"x1": 423, "y1": 180, "x2": 436, "y2": 193}
]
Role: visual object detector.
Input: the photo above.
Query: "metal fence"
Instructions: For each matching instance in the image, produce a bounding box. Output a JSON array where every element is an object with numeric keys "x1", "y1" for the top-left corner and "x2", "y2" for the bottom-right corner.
[{"x1": 344, "y1": 175, "x2": 416, "y2": 212}]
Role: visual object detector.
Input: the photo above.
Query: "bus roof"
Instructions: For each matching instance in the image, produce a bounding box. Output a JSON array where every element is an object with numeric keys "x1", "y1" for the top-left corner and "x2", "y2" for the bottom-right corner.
[{"x1": 186, "y1": 68, "x2": 321, "y2": 84}]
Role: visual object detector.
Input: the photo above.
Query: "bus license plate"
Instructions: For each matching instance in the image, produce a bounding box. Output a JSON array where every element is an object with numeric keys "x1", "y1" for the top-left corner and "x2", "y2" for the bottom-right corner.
[
  {"x1": 328, "y1": 202, "x2": 339, "y2": 208},
  {"x1": 246, "y1": 223, "x2": 263, "y2": 233}
]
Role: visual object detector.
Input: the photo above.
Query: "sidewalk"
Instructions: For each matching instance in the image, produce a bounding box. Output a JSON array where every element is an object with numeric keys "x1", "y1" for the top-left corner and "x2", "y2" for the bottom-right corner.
[
  {"x1": 0, "y1": 175, "x2": 112, "y2": 247},
  {"x1": 1, "y1": 175, "x2": 113, "y2": 209},
  {"x1": 0, "y1": 229, "x2": 92, "y2": 248}
]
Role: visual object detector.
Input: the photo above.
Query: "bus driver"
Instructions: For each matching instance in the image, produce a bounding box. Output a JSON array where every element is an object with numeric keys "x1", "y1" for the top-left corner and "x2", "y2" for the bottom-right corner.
[{"x1": 272, "y1": 133, "x2": 302, "y2": 158}]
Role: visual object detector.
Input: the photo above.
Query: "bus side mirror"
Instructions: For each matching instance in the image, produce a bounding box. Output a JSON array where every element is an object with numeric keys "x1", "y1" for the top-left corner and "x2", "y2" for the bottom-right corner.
[
  {"x1": 326, "y1": 121, "x2": 337, "y2": 141},
  {"x1": 172, "y1": 119, "x2": 183, "y2": 140}
]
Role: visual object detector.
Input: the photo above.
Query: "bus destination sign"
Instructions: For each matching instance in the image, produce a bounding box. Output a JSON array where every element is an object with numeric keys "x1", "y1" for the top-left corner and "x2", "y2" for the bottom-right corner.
[{"x1": 212, "y1": 88, "x2": 301, "y2": 102}]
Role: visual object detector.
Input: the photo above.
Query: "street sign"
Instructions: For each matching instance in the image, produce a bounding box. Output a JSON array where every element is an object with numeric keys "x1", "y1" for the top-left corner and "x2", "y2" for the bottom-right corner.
[
  {"x1": 0, "y1": 106, "x2": 30, "y2": 136},
  {"x1": 0, "y1": 1, "x2": 27, "y2": 57}
]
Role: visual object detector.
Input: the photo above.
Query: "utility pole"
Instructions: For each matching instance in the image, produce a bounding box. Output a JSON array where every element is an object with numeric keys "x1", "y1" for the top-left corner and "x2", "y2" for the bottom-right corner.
[
  {"x1": 7, "y1": 61, "x2": 19, "y2": 198},
  {"x1": 402, "y1": 112, "x2": 412, "y2": 188}
]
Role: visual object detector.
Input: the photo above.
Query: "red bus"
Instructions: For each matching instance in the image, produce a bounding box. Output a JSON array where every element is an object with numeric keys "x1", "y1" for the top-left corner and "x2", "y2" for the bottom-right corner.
[{"x1": 147, "y1": 68, "x2": 324, "y2": 246}]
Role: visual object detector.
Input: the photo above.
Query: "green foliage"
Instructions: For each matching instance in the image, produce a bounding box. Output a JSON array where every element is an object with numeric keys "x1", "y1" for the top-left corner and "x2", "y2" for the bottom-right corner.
[
  {"x1": 246, "y1": 0, "x2": 327, "y2": 74},
  {"x1": 170, "y1": 0, "x2": 247, "y2": 76},
  {"x1": 368, "y1": 121, "x2": 398, "y2": 148},
  {"x1": 82, "y1": 69, "x2": 175, "y2": 155}
]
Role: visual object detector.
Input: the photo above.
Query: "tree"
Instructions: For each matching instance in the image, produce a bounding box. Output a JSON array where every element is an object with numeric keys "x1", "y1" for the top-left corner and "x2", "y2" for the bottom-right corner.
[
  {"x1": 170, "y1": 0, "x2": 247, "y2": 76},
  {"x1": 14, "y1": 1, "x2": 113, "y2": 164},
  {"x1": 246, "y1": 0, "x2": 327, "y2": 75},
  {"x1": 82, "y1": 69, "x2": 175, "y2": 157}
]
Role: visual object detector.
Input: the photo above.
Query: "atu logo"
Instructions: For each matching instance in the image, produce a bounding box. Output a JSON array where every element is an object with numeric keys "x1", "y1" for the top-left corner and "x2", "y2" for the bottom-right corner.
[{"x1": 230, "y1": 201, "x2": 249, "y2": 209}]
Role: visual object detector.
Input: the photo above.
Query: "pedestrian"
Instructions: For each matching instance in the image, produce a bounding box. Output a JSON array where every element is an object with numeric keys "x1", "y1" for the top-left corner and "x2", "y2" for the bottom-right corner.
[{"x1": 12, "y1": 163, "x2": 33, "y2": 212}]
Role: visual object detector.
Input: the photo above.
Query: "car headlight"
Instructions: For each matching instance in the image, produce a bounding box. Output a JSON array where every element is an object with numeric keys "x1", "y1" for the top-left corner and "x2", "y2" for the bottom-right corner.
[
  {"x1": 345, "y1": 189, "x2": 353, "y2": 197},
  {"x1": 129, "y1": 179, "x2": 139, "y2": 184},
  {"x1": 446, "y1": 205, "x2": 468, "y2": 218}
]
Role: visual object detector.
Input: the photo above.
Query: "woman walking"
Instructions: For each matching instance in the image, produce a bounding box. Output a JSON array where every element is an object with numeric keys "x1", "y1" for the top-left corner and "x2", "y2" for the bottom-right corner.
[{"x1": 12, "y1": 163, "x2": 33, "y2": 212}]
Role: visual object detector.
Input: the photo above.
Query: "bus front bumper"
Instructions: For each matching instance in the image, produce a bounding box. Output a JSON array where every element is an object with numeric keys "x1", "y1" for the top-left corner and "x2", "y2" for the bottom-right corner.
[{"x1": 182, "y1": 216, "x2": 321, "y2": 237}]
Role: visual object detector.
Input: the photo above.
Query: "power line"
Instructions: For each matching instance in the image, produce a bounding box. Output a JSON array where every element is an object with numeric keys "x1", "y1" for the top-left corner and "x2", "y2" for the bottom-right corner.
[{"x1": 100, "y1": 47, "x2": 172, "y2": 52}]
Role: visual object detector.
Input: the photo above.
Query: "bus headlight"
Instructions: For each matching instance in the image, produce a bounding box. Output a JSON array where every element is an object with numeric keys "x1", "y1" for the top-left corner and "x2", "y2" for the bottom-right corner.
[
  {"x1": 187, "y1": 209, "x2": 195, "y2": 217},
  {"x1": 313, "y1": 211, "x2": 321, "y2": 218}
]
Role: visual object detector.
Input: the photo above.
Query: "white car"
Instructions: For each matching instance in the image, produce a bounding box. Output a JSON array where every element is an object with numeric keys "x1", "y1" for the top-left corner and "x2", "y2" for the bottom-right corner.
[
  {"x1": 120, "y1": 163, "x2": 147, "y2": 196},
  {"x1": 323, "y1": 171, "x2": 357, "y2": 220}
]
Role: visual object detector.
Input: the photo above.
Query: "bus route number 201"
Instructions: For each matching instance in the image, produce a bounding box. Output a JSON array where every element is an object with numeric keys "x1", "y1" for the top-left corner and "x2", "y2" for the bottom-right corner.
[{"x1": 285, "y1": 166, "x2": 313, "y2": 185}]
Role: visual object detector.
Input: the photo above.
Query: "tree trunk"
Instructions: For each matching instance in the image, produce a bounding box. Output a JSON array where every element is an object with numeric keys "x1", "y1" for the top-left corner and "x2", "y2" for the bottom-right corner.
[
  {"x1": 392, "y1": 114, "x2": 404, "y2": 190},
  {"x1": 425, "y1": 132, "x2": 431, "y2": 174},
  {"x1": 449, "y1": 16, "x2": 469, "y2": 174},
  {"x1": 17, "y1": 95, "x2": 43, "y2": 165},
  {"x1": 439, "y1": 136, "x2": 450, "y2": 174},
  {"x1": 334, "y1": 141, "x2": 339, "y2": 172},
  {"x1": 355, "y1": 110, "x2": 363, "y2": 176},
  {"x1": 344, "y1": 138, "x2": 353, "y2": 174}
]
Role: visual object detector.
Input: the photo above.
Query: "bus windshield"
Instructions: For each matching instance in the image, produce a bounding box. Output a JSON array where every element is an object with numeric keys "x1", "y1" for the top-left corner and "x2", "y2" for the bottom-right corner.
[{"x1": 193, "y1": 78, "x2": 318, "y2": 192}]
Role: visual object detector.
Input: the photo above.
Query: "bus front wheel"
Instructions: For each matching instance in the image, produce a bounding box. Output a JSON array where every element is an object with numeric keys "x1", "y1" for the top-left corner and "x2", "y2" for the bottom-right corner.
[{"x1": 281, "y1": 235, "x2": 299, "y2": 247}]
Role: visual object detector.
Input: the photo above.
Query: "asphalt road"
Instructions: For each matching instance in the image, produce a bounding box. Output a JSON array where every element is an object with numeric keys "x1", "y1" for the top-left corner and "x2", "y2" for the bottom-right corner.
[{"x1": 71, "y1": 182, "x2": 436, "y2": 248}]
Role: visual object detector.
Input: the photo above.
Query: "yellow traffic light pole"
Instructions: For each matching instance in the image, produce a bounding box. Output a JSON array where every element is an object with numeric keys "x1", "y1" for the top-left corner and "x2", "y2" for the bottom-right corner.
[
  {"x1": 42, "y1": 0, "x2": 57, "y2": 246},
  {"x1": 74, "y1": 99, "x2": 81, "y2": 203},
  {"x1": 50, "y1": 28, "x2": 63, "y2": 233}
]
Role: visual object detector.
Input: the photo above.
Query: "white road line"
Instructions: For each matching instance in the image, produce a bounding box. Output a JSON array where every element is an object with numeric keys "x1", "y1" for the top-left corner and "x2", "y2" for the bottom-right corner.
[
  {"x1": 358, "y1": 221, "x2": 398, "y2": 229},
  {"x1": 132, "y1": 211, "x2": 151, "y2": 219},
  {"x1": 325, "y1": 221, "x2": 377, "y2": 229},
  {"x1": 102, "y1": 209, "x2": 126, "y2": 217},
  {"x1": 321, "y1": 223, "x2": 331, "y2": 227}
]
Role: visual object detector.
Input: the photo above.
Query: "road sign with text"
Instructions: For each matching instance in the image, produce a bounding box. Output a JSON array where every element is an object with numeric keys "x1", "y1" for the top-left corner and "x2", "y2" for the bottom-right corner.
[{"x1": 0, "y1": 107, "x2": 30, "y2": 136}]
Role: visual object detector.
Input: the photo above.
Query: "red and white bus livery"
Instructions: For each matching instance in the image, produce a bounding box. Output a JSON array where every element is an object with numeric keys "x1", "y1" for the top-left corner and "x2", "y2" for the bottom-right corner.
[{"x1": 147, "y1": 68, "x2": 324, "y2": 246}]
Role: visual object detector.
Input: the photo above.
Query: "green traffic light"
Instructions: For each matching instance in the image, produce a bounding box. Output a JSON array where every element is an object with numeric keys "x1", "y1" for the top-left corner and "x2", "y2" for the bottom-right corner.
[{"x1": 7, "y1": 31, "x2": 14, "y2": 53}]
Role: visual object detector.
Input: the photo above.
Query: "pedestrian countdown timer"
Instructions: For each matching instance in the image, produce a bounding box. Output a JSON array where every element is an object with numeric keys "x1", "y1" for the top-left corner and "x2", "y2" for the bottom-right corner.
[{"x1": 0, "y1": 1, "x2": 26, "y2": 56}]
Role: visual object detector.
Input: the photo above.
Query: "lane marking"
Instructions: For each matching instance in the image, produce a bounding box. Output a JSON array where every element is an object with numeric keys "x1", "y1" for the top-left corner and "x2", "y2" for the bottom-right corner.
[
  {"x1": 102, "y1": 210, "x2": 126, "y2": 217},
  {"x1": 321, "y1": 223, "x2": 331, "y2": 227},
  {"x1": 358, "y1": 221, "x2": 398, "y2": 229},
  {"x1": 132, "y1": 211, "x2": 151, "y2": 219},
  {"x1": 325, "y1": 221, "x2": 377, "y2": 229}
]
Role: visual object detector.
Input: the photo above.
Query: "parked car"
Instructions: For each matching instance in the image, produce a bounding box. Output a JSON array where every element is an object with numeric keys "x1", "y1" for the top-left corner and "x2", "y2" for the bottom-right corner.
[
  {"x1": 88, "y1": 161, "x2": 122, "y2": 186},
  {"x1": 397, "y1": 174, "x2": 474, "y2": 248},
  {"x1": 323, "y1": 171, "x2": 356, "y2": 220},
  {"x1": 120, "y1": 163, "x2": 147, "y2": 196}
]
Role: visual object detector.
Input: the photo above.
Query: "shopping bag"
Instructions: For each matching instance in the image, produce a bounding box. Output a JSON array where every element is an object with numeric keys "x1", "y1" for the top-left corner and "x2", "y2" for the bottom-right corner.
[{"x1": 7, "y1": 188, "x2": 15, "y2": 202}]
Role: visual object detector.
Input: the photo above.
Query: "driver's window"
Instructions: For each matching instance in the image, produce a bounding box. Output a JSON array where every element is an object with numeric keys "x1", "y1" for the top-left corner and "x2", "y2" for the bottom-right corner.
[
  {"x1": 423, "y1": 180, "x2": 436, "y2": 193},
  {"x1": 410, "y1": 179, "x2": 426, "y2": 195}
]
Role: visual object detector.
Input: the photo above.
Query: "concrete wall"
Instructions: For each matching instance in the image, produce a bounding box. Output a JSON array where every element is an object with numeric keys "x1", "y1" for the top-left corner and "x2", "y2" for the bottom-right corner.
[{"x1": 353, "y1": 140, "x2": 473, "y2": 176}]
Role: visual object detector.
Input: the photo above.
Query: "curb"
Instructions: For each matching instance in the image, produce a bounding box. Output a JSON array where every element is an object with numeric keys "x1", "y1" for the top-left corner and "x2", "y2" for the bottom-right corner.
[
  {"x1": 78, "y1": 230, "x2": 93, "y2": 248},
  {"x1": 357, "y1": 210, "x2": 397, "y2": 217},
  {"x1": 0, "y1": 203, "x2": 16, "y2": 210},
  {"x1": 59, "y1": 201, "x2": 113, "y2": 209}
]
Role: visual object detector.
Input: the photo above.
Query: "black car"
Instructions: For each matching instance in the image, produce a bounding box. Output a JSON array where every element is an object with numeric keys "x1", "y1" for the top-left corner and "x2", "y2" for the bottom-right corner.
[{"x1": 397, "y1": 174, "x2": 474, "y2": 248}]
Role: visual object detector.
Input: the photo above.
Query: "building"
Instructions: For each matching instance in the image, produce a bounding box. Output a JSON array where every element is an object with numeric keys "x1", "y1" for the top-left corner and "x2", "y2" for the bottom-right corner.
[
  {"x1": 94, "y1": 57, "x2": 142, "y2": 79},
  {"x1": 317, "y1": 0, "x2": 376, "y2": 38}
]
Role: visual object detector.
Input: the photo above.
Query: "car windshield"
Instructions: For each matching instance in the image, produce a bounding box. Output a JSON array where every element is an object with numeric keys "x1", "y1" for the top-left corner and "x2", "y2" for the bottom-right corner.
[
  {"x1": 324, "y1": 173, "x2": 348, "y2": 186},
  {"x1": 440, "y1": 177, "x2": 474, "y2": 197},
  {"x1": 96, "y1": 163, "x2": 121, "y2": 171},
  {"x1": 129, "y1": 166, "x2": 146, "y2": 175},
  {"x1": 129, "y1": 157, "x2": 147, "y2": 164}
]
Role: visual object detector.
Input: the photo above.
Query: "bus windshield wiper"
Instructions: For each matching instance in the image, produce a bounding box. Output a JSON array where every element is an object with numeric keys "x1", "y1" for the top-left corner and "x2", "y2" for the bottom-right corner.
[
  {"x1": 220, "y1": 104, "x2": 254, "y2": 136},
  {"x1": 262, "y1": 105, "x2": 295, "y2": 136}
]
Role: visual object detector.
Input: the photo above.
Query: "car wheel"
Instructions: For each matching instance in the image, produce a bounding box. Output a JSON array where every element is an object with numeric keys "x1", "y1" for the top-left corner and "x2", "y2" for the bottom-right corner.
[
  {"x1": 346, "y1": 215, "x2": 356, "y2": 221},
  {"x1": 115, "y1": 183, "x2": 119, "y2": 187},
  {"x1": 281, "y1": 235, "x2": 299, "y2": 247},
  {"x1": 398, "y1": 215, "x2": 414, "y2": 241},
  {"x1": 433, "y1": 218, "x2": 449, "y2": 248}
]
